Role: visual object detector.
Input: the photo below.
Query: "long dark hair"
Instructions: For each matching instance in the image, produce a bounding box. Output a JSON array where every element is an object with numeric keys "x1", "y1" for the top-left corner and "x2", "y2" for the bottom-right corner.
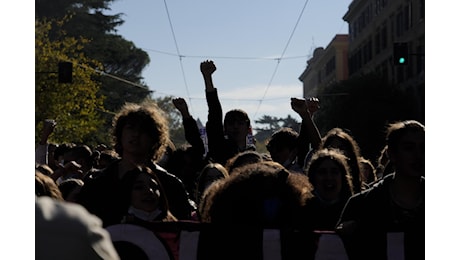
[
  {"x1": 305, "y1": 148, "x2": 354, "y2": 200},
  {"x1": 320, "y1": 128, "x2": 363, "y2": 193}
]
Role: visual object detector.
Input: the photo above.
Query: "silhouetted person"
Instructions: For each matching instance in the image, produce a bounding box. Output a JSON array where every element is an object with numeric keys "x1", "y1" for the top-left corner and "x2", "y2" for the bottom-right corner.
[
  {"x1": 336, "y1": 120, "x2": 425, "y2": 260},
  {"x1": 201, "y1": 60, "x2": 255, "y2": 166}
]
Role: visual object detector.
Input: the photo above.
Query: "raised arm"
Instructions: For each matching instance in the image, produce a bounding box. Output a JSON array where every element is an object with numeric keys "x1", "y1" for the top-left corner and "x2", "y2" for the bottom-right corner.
[
  {"x1": 201, "y1": 60, "x2": 217, "y2": 92},
  {"x1": 200, "y1": 60, "x2": 226, "y2": 163},
  {"x1": 172, "y1": 97, "x2": 205, "y2": 157},
  {"x1": 290, "y1": 97, "x2": 322, "y2": 167},
  {"x1": 36, "y1": 119, "x2": 57, "y2": 165},
  {"x1": 173, "y1": 97, "x2": 192, "y2": 119},
  {"x1": 201, "y1": 60, "x2": 222, "y2": 122}
]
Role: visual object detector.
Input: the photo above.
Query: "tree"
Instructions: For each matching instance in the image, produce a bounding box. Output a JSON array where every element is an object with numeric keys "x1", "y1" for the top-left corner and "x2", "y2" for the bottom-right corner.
[
  {"x1": 280, "y1": 114, "x2": 301, "y2": 130},
  {"x1": 35, "y1": 18, "x2": 108, "y2": 146},
  {"x1": 153, "y1": 96, "x2": 186, "y2": 147},
  {"x1": 36, "y1": 0, "x2": 151, "y2": 114},
  {"x1": 313, "y1": 73, "x2": 422, "y2": 163},
  {"x1": 253, "y1": 114, "x2": 301, "y2": 151}
]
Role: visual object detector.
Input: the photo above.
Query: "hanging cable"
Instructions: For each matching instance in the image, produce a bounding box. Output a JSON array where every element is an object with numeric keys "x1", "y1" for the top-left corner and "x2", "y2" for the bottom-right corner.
[
  {"x1": 252, "y1": 0, "x2": 311, "y2": 120},
  {"x1": 72, "y1": 62, "x2": 151, "y2": 91},
  {"x1": 142, "y1": 47, "x2": 308, "y2": 60},
  {"x1": 163, "y1": 0, "x2": 194, "y2": 114}
]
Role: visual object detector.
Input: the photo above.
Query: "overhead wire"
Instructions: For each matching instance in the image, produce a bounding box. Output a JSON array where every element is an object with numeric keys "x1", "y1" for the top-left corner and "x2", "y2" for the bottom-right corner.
[
  {"x1": 72, "y1": 62, "x2": 151, "y2": 91},
  {"x1": 252, "y1": 0, "x2": 311, "y2": 121},
  {"x1": 162, "y1": 0, "x2": 194, "y2": 115},
  {"x1": 54, "y1": 2, "x2": 320, "y2": 120},
  {"x1": 142, "y1": 48, "x2": 308, "y2": 60},
  {"x1": 85, "y1": 2, "x2": 313, "y2": 120}
]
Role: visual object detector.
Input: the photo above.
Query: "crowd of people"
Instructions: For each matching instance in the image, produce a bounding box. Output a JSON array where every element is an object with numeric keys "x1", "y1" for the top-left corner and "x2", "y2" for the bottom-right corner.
[{"x1": 35, "y1": 60, "x2": 425, "y2": 260}]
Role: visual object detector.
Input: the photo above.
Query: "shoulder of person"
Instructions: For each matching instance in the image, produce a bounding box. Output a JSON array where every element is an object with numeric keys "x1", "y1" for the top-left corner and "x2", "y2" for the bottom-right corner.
[
  {"x1": 36, "y1": 196, "x2": 119, "y2": 260},
  {"x1": 82, "y1": 160, "x2": 121, "y2": 187},
  {"x1": 349, "y1": 173, "x2": 396, "y2": 208},
  {"x1": 150, "y1": 162, "x2": 171, "y2": 176},
  {"x1": 150, "y1": 162, "x2": 184, "y2": 183}
]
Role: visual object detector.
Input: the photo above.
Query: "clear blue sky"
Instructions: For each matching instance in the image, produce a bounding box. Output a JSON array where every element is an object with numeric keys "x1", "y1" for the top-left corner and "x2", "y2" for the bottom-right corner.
[{"x1": 107, "y1": 0, "x2": 351, "y2": 129}]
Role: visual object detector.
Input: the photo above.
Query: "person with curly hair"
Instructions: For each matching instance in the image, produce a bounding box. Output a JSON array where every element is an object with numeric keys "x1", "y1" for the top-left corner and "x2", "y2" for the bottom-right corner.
[{"x1": 77, "y1": 101, "x2": 196, "y2": 227}]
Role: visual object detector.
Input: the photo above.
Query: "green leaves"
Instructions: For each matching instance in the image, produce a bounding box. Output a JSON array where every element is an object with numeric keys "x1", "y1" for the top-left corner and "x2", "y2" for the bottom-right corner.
[{"x1": 36, "y1": 19, "x2": 107, "y2": 146}]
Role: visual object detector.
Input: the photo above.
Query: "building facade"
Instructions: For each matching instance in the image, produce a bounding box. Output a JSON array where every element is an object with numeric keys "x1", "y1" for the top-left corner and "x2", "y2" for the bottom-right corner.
[
  {"x1": 298, "y1": 34, "x2": 349, "y2": 97},
  {"x1": 299, "y1": 0, "x2": 425, "y2": 96},
  {"x1": 344, "y1": 0, "x2": 424, "y2": 88}
]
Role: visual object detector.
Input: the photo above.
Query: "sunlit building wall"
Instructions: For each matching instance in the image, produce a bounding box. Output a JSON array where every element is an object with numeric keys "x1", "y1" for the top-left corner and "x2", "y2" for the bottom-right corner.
[
  {"x1": 299, "y1": 0, "x2": 425, "y2": 96},
  {"x1": 299, "y1": 34, "x2": 349, "y2": 97},
  {"x1": 344, "y1": 0, "x2": 425, "y2": 88}
]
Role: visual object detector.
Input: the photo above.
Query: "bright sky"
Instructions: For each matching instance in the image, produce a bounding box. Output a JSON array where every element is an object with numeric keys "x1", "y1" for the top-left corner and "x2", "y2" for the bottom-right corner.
[{"x1": 107, "y1": 0, "x2": 351, "y2": 128}]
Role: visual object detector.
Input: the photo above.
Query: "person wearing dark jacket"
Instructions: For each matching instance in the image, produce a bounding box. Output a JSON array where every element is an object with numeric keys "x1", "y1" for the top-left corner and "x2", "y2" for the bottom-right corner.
[
  {"x1": 201, "y1": 60, "x2": 255, "y2": 166},
  {"x1": 162, "y1": 97, "x2": 208, "y2": 199},
  {"x1": 198, "y1": 161, "x2": 319, "y2": 260},
  {"x1": 336, "y1": 120, "x2": 425, "y2": 260},
  {"x1": 77, "y1": 101, "x2": 196, "y2": 227}
]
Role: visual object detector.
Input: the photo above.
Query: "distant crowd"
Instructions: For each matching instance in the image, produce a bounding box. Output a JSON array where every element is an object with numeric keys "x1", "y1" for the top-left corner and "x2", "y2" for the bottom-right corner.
[{"x1": 36, "y1": 60, "x2": 424, "y2": 260}]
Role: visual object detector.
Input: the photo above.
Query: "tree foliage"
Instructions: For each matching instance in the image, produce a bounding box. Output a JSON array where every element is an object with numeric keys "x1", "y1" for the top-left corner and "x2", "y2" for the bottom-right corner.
[
  {"x1": 36, "y1": 0, "x2": 151, "y2": 114},
  {"x1": 313, "y1": 73, "x2": 424, "y2": 163},
  {"x1": 35, "y1": 18, "x2": 108, "y2": 146},
  {"x1": 153, "y1": 96, "x2": 186, "y2": 147},
  {"x1": 253, "y1": 114, "x2": 301, "y2": 150}
]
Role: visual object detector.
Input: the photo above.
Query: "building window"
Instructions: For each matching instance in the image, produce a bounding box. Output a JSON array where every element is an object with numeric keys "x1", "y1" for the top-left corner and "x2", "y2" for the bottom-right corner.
[
  {"x1": 368, "y1": 40, "x2": 373, "y2": 62},
  {"x1": 416, "y1": 44, "x2": 424, "y2": 74},
  {"x1": 396, "y1": 10, "x2": 403, "y2": 37},
  {"x1": 381, "y1": 24, "x2": 388, "y2": 50},
  {"x1": 396, "y1": 66, "x2": 404, "y2": 84},
  {"x1": 326, "y1": 56, "x2": 336, "y2": 76},
  {"x1": 420, "y1": 0, "x2": 425, "y2": 19},
  {"x1": 349, "y1": 51, "x2": 361, "y2": 76},
  {"x1": 382, "y1": 64, "x2": 388, "y2": 81},
  {"x1": 390, "y1": 16, "x2": 395, "y2": 43},
  {"x1": 375, "y1": 32, "x2": 381, "y2": 54},
  {"x1": 359, "y1": 13, "x2": 365, "y2": 32},
  {"x1": 349, "y1": 54, "x2": 355, "y2": 75},
  {"x1": 365, "y1": 4, "x2": 372, "y2": 25},
  {"x1": 357, "y1": 49, "x2": 362, "y2": 69},
  {"x1": 404, "y1": 4, "x2": 411, "y2": 31},
  {"x1": 349, "y1": 24, "x2": 354, "y2": 41},
  {"x1": 363, "y1": 40, "x2": 373, "y2": 64},
  {"x1": 353, "y1": 21, "x2": 358, "y2": 39}
]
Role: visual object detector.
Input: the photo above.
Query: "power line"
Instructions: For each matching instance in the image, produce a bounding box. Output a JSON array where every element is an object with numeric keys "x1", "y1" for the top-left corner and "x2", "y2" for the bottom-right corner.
[
  {"x1": 146, "y1": 2, "x2": 313, "y2": 122},
  {"x1": 142, "y1": 47, "x2": 309, "y2": 61},
  {"x1": 163, "y1": 0, "x2": 193, "y2": 115},
  {"x1": 72, "y1": 62, "x2": 151, "y2": 91},
  {"x1": 253, "y1": 0, "x2": 311, "y2": 120},
  {"x1": 184, "y1": 96, "x2": 296, "y2": 102}
]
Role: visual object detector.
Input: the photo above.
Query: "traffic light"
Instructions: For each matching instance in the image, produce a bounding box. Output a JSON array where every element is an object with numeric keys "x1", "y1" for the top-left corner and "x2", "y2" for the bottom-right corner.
[
  {"x1": 58, "y1": 61, "x2": 73, "y2": 83},
  {"x1": 393, "y1": 42, "x2": 409, "y2": 65}
]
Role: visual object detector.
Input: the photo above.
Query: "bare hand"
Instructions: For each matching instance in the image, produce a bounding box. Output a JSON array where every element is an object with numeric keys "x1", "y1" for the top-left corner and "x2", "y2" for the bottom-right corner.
[
  {"x1": 43, "y1": 119, "x2": 57, "y2": 135},
  {"x1": 172, "y1": 97, "x2": 190, "y2": 118},
  {"x1": 306, "y1": 97, "x2": 320, "y2": 114},
  {"x1": 290, "y1": 97, "x2": 308, "y2": 115},
  {"x1": 200, "y1": 60, "x2": 216, "y2": 76},
  {"x1": 172, "y1": 97, "x2": 188, "y2": 112},
  {"x1": 335, "y1": 220, "x2": 357, "y2": 236},
  {"x1": 40, "y1": 119, "x2": 57, "y2": 144},
  {"x1": 64, "y1": 161, "x2": 83, "y2": 178},
  {"x1": 53, "y1": 160, "x2": 83, "y2": 180}
]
